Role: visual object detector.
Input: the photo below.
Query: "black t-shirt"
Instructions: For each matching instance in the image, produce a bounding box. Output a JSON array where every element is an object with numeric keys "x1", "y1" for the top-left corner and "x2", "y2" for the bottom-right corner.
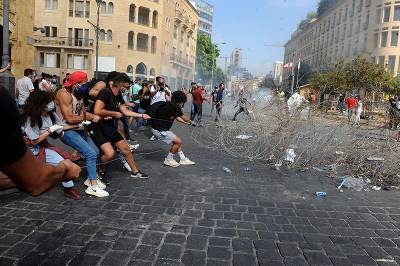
[
  {"x1": 0, "y1": 87, "x2": 27, "y2": 167},
  {"x1": 139, "y1": 88, "x2": 151, "y2": 110},
  {"x1": 150, "y1": 102, "x2": 183, "y2": 131},
  {"x1": 96, "y1": 87, "x2": 125, "y2": 128}
]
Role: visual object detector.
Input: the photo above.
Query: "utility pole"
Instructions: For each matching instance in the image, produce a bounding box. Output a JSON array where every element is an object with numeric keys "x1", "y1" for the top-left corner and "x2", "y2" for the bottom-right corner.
[
  {"x1": 290, "y1": 53, "x2": 296, "y2": 95},
  {"x1": 95, "y1": 0, "x2": 101, "y2": 79},
  {"x1": 0, "y1": 0, "x2": 15, "y2": 98}
]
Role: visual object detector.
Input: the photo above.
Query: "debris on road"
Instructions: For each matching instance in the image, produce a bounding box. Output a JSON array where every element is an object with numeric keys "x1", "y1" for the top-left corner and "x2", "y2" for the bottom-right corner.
[
  {"x1": 338, "y1": 177, "x2": 366, "y2": 191},
  {"x1": 235, "y1": 134, "x2": 252, "y2": 140},
  {"x1": 315, "y1": 192, "x2": 327, "y2": 197},
  {"x1": 312, "y1": 167, "x2": 324, "y2": 172},
  {"x1": 372, "y1": 186, "x2": 382, "y2": 191},
  {"x1": 223, "y1": 167, "x2": 232, "y2": 174},
  {"x1": 284, "y1": 148, "x2": 296, "y2": 163},
  {"x1": 367, "y1": 157, "x2": 385, "y2": 161}
]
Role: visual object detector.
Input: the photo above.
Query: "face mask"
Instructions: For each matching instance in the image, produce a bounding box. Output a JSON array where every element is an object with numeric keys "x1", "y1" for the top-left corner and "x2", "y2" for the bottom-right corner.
[
  {"x1": 78, "y1": 83, "x2": 88, "y2": 93},
  {"x1": 45, "y1": 101, "x2": 55, "y2": 112}
]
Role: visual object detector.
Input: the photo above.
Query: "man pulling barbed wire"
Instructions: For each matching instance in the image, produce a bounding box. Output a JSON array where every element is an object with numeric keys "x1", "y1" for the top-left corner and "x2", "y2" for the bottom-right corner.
[{"x1": 232, "y1": 89, "x2": 253, "y2": 121}]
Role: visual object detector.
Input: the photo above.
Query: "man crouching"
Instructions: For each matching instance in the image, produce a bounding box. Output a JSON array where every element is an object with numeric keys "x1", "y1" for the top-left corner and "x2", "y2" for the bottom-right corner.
[{"x1": 149, "y1": 91, "x2": 196, "y2": 167}]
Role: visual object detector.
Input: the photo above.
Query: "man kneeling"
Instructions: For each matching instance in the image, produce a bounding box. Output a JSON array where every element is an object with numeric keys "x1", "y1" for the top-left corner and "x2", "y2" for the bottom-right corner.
[{"x1": 149, "y1": 91, "x2": 196, "y2": 167}]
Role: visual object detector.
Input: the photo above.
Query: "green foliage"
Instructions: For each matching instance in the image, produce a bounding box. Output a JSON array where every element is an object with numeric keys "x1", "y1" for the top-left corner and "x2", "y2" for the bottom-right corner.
[
  {"x1": 311, "y1": 56, "x2": 400, "y2": 94},
  {"x1": 317, "y1": 0, "x2": 338, "y2": 17},
  {"x1": 214, "y1": 67, "x2": 226, "y2": 85},
  {"x1": 196, "y1": 33, "x2": 220, "y2": 83}
]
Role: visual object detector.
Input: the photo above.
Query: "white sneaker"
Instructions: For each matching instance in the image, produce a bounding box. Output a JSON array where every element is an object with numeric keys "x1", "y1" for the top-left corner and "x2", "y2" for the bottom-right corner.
[
  {"x1": 180, "y1": 158, "x2": 196, "y2": 166},
  {"x1": 130, "y1": 144, "x2": 140, "y2": 150},
  {"x1": 84, "y1": 178, "x2": 106, "y2": 189},
  {"x1": 150, "y1": 135, "x2": 156, "y2": 141},
  {"x1": 85, "y1": 185, "x2": 109, "y2": 197},
  {"x1": 163, "y1": 158, "x2": 180, "y2": 168}
]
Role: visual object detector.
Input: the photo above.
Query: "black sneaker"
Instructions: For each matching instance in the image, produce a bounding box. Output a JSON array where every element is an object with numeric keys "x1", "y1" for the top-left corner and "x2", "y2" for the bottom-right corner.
[{"x1": 131, "y1": 171, "x2": 149, "y2": 179}]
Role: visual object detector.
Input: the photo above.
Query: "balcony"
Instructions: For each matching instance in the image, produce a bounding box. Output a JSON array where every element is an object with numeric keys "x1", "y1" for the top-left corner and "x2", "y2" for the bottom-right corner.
[
  {"x1": 170, "y1": 54, "x2": 193, "y2": 68},
  {"x1": 33, "y1": 37, "x2": 94, "y2": 50}
]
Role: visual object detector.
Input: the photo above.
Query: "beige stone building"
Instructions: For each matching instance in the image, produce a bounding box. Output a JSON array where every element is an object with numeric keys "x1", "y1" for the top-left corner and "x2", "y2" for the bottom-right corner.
[
  {"x1": 284, "y1": 0, "x2": 400, "y2": 86},
  {"x1": 32, "y1": 0, "x2": 197, "y2": 89},
  {"x1": 161, "y1": 0, "x2": 198, "y2": 89},
  {"x1": 0, "y1": 0, "x2": 35, "y2": 78}
]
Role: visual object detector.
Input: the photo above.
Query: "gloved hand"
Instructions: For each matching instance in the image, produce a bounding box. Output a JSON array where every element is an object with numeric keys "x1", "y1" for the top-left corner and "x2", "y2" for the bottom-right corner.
[
  {"x1": 48, "y1": 124, "x2": 63, "y2": 133},
  {"x1": 79, "y1": 120, "x2": 92, "y2": 129}
]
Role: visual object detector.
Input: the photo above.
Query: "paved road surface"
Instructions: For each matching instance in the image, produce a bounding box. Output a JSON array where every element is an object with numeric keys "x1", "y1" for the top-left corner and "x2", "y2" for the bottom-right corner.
[{"x1": 1, "y1": 106, "x2": 400, "y2": 265}]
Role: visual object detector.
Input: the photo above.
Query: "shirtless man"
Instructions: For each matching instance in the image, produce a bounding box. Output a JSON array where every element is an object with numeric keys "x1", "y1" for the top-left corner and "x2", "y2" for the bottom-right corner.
[{"x1": 56, "y1": 71, "x2": 109, "y2": 197}]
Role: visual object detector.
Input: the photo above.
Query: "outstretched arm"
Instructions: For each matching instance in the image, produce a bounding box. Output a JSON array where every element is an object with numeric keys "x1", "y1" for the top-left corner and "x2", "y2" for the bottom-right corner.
[{"x1": 1, "y1": 150, "x2": 80, "y2": 196}]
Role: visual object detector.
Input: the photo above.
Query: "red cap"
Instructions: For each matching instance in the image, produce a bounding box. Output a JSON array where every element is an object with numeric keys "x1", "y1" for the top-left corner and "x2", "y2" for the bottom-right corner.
[{"x1": 63, "y1": 71, "x2": 88, "y2": 88}]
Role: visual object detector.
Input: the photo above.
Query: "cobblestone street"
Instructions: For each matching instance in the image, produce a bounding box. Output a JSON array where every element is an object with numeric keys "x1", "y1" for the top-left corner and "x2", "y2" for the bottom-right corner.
[{"x1": 1, "y1": 117, "x2": 400, "y2": 266}]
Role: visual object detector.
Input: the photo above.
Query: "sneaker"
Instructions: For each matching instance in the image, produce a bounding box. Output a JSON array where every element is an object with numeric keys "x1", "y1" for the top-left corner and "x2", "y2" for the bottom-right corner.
[
  {"x1": 131, "y1": 171, "x2": 149, "y2": 179},
  {"x1": 180, "y1": 158, "x2": 195, "y2": 166},
  {"x1": 64, "y1": 188, "x2": 81, "y2": 200},
  {"x1": 163, "y1": 158, "x2": 180, "y2": 168},
  {"x1": 130, "y1": 144, "x2": 140, "y2": 150},
  {"x1": 84, "y1": 178, "x2": 106, "y2": 189},
  {"x1": 149, "y1": 135, "x2": 156, "y2": 141},
  {"x1": 85, "y1": 185, "x2": 109, "y2": 198}
]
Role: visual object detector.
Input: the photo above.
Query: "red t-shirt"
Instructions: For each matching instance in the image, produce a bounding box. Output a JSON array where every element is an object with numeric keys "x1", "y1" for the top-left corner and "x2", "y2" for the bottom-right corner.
[
  {"x1": 192, "y1": 89, "x2": 204, "y2": 104},
  {"x1": 347, "y1": 97, "x2": 356, "y2": 109}
]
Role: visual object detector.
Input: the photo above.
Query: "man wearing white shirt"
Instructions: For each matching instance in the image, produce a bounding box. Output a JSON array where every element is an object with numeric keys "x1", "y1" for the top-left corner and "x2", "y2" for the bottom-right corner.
[
  {"x1": 150, "y1": 76, "x2": 171, "y2": 105},
  {"x1": 16, "y1": 69, "x2": 35, "y2": 108}
]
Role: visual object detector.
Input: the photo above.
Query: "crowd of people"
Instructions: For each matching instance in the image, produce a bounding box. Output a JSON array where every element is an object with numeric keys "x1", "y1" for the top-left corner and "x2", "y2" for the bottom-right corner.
[
  {"x1": 337, "y1": 94, "x2": 363, "y2": 125},
  {"x1": 1, "y1": 69, "x2": 226, "y2": 199}
]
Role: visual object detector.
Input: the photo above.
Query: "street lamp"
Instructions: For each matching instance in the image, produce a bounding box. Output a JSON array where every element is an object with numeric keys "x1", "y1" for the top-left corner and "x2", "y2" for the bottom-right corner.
[
  {"x1": 211, "y1": 42, "x2": 226, "y2": 90},
  {"x1": 87, "y1": 0, "x2": 101, "y2": 79}
]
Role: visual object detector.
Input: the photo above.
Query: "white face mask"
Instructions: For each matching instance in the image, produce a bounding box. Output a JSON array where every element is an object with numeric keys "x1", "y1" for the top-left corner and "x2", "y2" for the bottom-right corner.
[{"x1": 45, "y1": 101, "x2": 55, "y2": 112}]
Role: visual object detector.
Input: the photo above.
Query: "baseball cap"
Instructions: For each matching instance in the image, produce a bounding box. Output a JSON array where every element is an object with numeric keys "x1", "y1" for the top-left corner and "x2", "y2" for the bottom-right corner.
[{"x1": 63, "y1": 71, "x2": 88, "y2": 88}]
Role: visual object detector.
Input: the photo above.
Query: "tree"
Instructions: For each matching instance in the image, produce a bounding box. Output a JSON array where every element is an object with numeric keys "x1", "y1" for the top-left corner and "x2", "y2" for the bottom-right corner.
[
  {"x1": 214, "y1": 67, "x2": 226, "y2": 86},
  {"x1": 311, "y1": 56, "x2": 400, "y2": 95},
  {"x1": 317, "y1": 0, "x2": 338, "y2": 17},
  {"x1": 195, "y1": 33, "x2": 220, "y2": 85}
]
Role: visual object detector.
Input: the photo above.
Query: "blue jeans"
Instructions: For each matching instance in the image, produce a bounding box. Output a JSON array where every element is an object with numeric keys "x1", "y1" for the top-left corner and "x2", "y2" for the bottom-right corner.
[
  {"x1": 45, "y1": 148, "x2": 74, "y2": 188},
  {"x1": 348, "y1": 109, "x2": 354, "y2": 122},
  {"x1": 60, "y1": 130, "x2": 99, "y2": 180}
]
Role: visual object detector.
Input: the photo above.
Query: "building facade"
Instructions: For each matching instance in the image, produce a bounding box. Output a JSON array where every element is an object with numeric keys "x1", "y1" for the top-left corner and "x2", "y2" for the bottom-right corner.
[
  {"x1": 33, "y1": 0, "x2": 197, "y2": 89},
  {"x1": 0, "y1": 0, "x2": 35, "y2": 78},
  {"x1": 189, "y1": 0, "x2": 213, "y2": 37},
  {"x1": 161, "y1": 0, "x2": 198, "y2": 89},
  {"x1": 272, "y1": 61, "x2": 283, "y2": 84},
  {"x1": 284, "y1": 0, "x2": 400, "y2": 87}
]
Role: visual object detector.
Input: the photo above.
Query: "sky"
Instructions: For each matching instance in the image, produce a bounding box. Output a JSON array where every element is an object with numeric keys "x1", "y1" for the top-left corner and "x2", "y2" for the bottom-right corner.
[{"x1": 212, "y1": 0, "x2": 319, "y2": 77}]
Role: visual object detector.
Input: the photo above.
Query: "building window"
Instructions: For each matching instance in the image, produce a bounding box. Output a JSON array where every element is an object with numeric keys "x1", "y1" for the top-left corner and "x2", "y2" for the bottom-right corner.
[
  {"x1": 373, "y1": 33, "x2": 378, "y2": 48},
  {"x1": 388, "y1": 55, "x2": 396, "y2": 74},
  {"x1": 381, "y1": 31, "x2": 388, "y2": 47},
  {"x1": 151, "y1": 36, "x2": 157, "y2": 54},
  {"x1": 40, "y1": 52, "x2": 60, "y2": 68},
  {"x1": 69, "y1": 0, "x2": 90, "y2": 18},
  {"x1": 378, "y1": 56, "x2": 385, "y2": 68},
  {"x1": 138, "y1": 7, "x2": 150, "y2": 26},
  {"x1": 106, "y1": 30, "x2": 112, "y2": 42},
  {"x1": 129, "y1": 4, "x2": 136, "y2": 22},
  {"x1": 394, "y1": 6, "x2": 400, "y2": 21},
  {"x1": 44, "y1": 26, "x2": 58, "y2": 37},
  {"x1": 108, "y1": 2, "x2": 114, "y2": 14},
  {"x1": 391, "y1": 31, "x2": 399, "y2": 47},
  {"x1": 128, "y1": 31, "x2": 134, "y2": 50},
  {"x1": 100, "y1": 1, "x2": 106, "y2": 13},
  {"x1": 383, "y1": 6, "x2": 391, "y2": 22},
  {"x1": 45, "y1": 0, "x2": 58, "y2": 10},
  {"x1": 376, "y1": 8, "x2": 382, "y2": 24},
  {"x1": 137, "y1": 33, "x2": 149, "y2": 52},
  {"x1": 364, "y1": 13, "x2": 369, "y2": 30},
  {"x1": 180, "y1": 31, "x2": 184, "y2": 44},
  {"x1": 99, "y1": 29, "x2": 106, "y2": 41},
  {"x1": 67, "y1": 54, "x2": 88, "y2": 70},
  {"x1": 173, "y1": 25, "x2": 178, "y2": 39},
  {"x1": 152, "y1": 11, "x2": 158, "y2": 28}
]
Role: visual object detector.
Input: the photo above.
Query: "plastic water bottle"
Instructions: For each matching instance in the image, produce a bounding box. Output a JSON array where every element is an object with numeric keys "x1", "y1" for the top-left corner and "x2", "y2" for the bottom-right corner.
[
  {"x1": 244, "y1": 166, "x2": 252, "y2": 172},
  {"x1": 223, "y1": 167, "x2": 232, "y2": 174},
  {"x1": 315, "y1": 192, "x2": 327, "y2": 197}
]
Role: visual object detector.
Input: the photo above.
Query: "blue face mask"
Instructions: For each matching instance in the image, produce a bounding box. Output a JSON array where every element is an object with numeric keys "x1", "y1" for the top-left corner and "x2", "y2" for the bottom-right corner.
[{"x1": 78, "y1": 83, "x2": 88, "y2": 93}]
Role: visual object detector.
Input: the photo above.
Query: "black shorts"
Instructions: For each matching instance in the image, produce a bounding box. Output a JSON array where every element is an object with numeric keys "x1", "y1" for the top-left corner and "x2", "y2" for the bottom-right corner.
[{"x1": 91, "y1": 123, "x2": 124, "y2": 147}]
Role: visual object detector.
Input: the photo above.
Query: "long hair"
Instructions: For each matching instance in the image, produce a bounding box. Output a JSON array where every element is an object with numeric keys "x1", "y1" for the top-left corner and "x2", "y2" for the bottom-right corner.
[{"x1": 21, "y1": 90, "x2": 53, "y2": 127}]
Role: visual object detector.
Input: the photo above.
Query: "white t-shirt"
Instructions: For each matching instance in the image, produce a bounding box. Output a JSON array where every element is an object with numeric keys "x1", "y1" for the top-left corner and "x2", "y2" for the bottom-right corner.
[
  {"x1": 150, "y1": 85, "x2": 167, "y2": 105},
  {"x1": 356, "y1": 101, "x2": 363, "y2": 113},
  {"x1": 16, "y1": 76, "x2": 34, "y2": 105},
  {"x1": 39, "y1": 79, "x2": 51, "y2": 92}
]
